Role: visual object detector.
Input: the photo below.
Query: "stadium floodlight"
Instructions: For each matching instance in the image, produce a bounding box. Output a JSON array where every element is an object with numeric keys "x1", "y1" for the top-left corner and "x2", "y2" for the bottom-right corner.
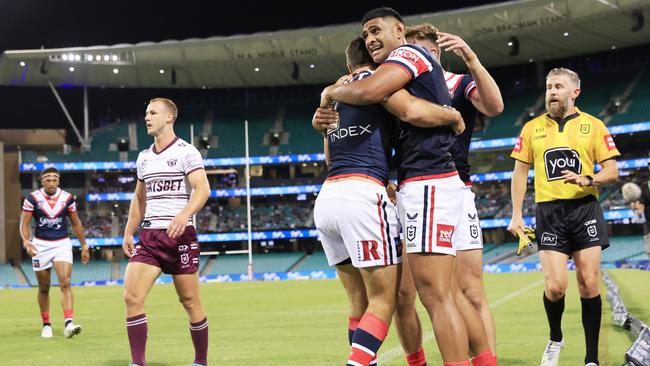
[
  {"x1": 254, "y1": 67, "x2": 260, "y2": 72},
  {"x1": 62, "y1": 54, "x2": 68, "y2": 61},
  {"x1": 86, "y1": 54, "x2": 93, "y2": 61},
  {"x1": 95, "y1": 55, "x2": 101, "y2": 61},
  {"x1": 117, "y1": 138, "x2": 129, "y2": 152},
  {"x1": 74, "y1": 54, "x2": 81, "y2": 61},
  {"x1": 563, "y1": 31, "x2": 570, "y2": 37},
  {"x1": 159, "y1": 69, "x2": 165, "y2": 74},
  {"x1": 69, "y1": 66, "x2": 75, "y2": 72},
  {"x1": 111, "y1": 54, "x2": 118, "y2": 62},
  {"x1": 112, "y1": 68, "x2": 119, "y2": 74},
  {"x1": 19, "y1": 61, "x2": 26, "y2": 67},
  {"x1": 508, "y1": 36, "x2": 520, "y2": 56},
  {"x1": 103, "y1": 55, "x2": 110, "y2": 62},
  {"x1": 309, "y1": 64, "x2": 315, "y2": 69}
]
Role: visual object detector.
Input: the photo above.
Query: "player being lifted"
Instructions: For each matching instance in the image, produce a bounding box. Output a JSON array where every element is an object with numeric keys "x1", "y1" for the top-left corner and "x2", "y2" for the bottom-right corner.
[
  {"x1": 122, "y1": 98, "x2": 211, "y2": 366},
  {"x1": 508, "y1": 68, "x2": 619, "y2": 366},
  {"x1": 321, "y1": 7, "x2": 471, "y2": 365},
  {"x1": 393, "y1": 23, "x2": 503, "y2": 366},
  {"x1": 313, "y1": 37, "x2": 464, "y2": 366},
  {"x1": 20, "y1": 167, "x2": 90, "y2": 338}
]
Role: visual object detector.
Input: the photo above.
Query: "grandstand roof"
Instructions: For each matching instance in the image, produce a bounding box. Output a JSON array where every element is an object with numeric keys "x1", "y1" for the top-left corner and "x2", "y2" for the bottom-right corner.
[{"x1": 1, "y1": 0, "x2": 649, "y2": 89}]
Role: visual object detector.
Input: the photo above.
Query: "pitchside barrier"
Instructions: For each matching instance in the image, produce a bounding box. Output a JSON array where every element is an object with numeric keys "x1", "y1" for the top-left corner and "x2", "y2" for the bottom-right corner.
[{"x1": 603, "y1": 270, "x2": 650, "y2": 366}]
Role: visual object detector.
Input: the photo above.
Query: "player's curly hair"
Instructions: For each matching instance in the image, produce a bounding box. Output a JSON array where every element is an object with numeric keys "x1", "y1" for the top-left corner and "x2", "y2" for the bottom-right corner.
[
  {"x1": 362, "y1": 7, "x2": 403, "y2": 25},
  {"x1": 405, "y1": 23, "x2": 439, "y2": 50}
]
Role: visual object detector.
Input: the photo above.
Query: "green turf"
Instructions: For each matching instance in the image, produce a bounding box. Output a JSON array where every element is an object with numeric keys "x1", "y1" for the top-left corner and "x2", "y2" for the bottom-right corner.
[{"x1": 0, "y1": 269, "x2": 648, "y2": 365}]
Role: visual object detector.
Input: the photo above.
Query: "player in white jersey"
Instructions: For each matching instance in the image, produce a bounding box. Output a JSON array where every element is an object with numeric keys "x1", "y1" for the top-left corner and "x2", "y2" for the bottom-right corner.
[
  {"x1": 20, "y1": 167, "x2": 90, "y2": 338},
  {"x1": 122, "y1": 98, "x2": 211, "y2": 366}
]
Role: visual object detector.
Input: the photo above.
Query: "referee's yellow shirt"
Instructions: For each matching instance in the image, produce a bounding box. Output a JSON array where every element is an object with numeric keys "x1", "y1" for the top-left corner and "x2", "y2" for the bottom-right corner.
[{"x1": 510, "y1": 108, "x2": 620, "y2": 203}]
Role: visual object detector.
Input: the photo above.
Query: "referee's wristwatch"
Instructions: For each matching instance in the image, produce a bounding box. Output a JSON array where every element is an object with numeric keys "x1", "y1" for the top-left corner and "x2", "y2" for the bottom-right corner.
[{"x1": 583, "y1": 175, "x2": 594, "y2": 186}]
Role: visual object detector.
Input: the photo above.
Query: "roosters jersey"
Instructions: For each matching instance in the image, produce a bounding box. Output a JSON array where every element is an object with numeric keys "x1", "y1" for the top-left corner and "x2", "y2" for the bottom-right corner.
[
  {"x1": 445, "y1": 71, "x2": 478, "y2": 183},
  {"x1": 22, "y1": 188, "x2": 76, "y2": 241},
  {"x1": 327, "y1": 70, "x2": 398, "y2": 185},
  {"x1": 511, "y1": 108, "x2": 620, "y2": 203},
  {"x1": 383, "y1": 44, "x2": 457, "y2": 183},
  {"x1": 137, "y1": 137, "x2": 205, "y2": 229}
]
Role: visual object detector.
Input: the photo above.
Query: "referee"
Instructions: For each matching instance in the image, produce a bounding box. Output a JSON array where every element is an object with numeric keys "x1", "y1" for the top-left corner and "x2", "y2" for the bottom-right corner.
[{"x1": 508, "y1": 68, "x2": 619, "y2": 366}]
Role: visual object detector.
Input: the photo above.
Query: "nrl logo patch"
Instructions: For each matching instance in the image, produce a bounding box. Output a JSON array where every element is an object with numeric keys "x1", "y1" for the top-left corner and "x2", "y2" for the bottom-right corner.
[
  {"x1": 580, "y1": 123, "x2": 590, "y2": 134},
  {"x1": 406, "y1": 225, "x2": 416, "y2": 242}
]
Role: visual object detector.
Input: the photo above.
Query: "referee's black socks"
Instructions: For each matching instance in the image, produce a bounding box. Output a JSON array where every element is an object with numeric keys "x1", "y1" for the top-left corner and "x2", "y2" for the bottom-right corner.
[
  {"x1": 581, "y1": 295, "x2": 602, "y2": 365},
  {"x1": 543, "y1": 292, "x2": 565, "y2": 342}
]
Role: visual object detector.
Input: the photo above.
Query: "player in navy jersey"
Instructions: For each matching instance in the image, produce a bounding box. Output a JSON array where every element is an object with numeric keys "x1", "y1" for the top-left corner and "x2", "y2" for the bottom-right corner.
[
  {"x1": 122, "y1": 98, "x2": 211, "y2": 366},
  {"x1": 320, "y1": 7, "x2": 472, "y2": 365},
  {"x1": 389, "y1": 23, "x2": 504, "y2": 366},
  {"x1": 20, "y1": 167, "x2": 89, "y2": 339},
  {"x1": 314, "y1": 37, "x2": 465, "y2": 366}
]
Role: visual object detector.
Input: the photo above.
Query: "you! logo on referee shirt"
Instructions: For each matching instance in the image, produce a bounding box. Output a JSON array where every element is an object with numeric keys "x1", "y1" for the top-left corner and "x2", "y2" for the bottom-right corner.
[{"x1": 544, "y1": 147, "x2": 581, "y2": 181}]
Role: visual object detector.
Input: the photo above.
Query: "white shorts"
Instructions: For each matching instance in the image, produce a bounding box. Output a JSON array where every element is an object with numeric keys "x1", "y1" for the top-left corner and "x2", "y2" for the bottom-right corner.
[
  {"x1": 31, "y1": 237, "x2": 73, "y2": 271},
  {"x1": 397, "y1": 174, "x2": 464, "y2": 256},
  {"x1": 314, "y1": 180, "x2": 402, "y2": 268},
  {"x1": 454, "y1": 186, "x2": 484, "y2": 251}
]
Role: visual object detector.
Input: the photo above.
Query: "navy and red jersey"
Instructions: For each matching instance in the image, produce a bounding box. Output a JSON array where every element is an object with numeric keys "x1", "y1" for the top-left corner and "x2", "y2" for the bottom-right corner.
[
  {"x1": 326, "y1": 70, "x2": 398, "y2": 186},
  {"x1": 445, "y1": 71, "x2": 478, "y2": 183},
  {"x1": 22, "y1": 188, "x2": 77, "y2": 241},
  {"x1": 384, "y1": 44, "x2": 457, "y2": 183}
]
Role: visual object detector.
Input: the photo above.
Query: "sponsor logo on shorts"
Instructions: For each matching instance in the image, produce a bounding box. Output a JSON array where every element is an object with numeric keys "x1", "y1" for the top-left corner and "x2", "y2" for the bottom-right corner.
[
  {"x1": 406, "y1": 212, "x2": 418, "y2": 221},
  {"x1": 359, "y1": 240, "x2": 380, "y2": 261},
  {"x1": 32, "y1": 259, "x2": 40, "y2": 268},
  {"x1": 178, "y1": 244, "x2": 189, "y2": 252},
  {"x1": 540, "y1": 232, "x2": 558, "y2": 246},
  {"x1": 470, "y1": 224, "x2": 479, "y2": 239},
  {"x1": 436, "y1": 224, "x2": 454, "y2": 248},
  {"x1": 587, "y1": 225, "x2": 598, "y2": 238},
  {"x1": 467, "y1": 212, "x2": 477, "y2": 220},
  {"x1": 406, "y1": 225, "x2": 417, "y2": 242},
  {"x1": 544, "y1": 147, "x2": 581, "y2": 181}
]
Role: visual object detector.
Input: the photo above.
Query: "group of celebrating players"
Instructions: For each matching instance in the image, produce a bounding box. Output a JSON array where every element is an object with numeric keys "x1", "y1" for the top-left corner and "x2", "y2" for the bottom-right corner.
[{"x1": 19, "y1": 6, "x2": 621, "y2": 366}]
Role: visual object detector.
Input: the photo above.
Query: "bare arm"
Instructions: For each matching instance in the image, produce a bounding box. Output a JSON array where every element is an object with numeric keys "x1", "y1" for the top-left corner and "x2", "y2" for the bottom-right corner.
[
  {"x1": 437, "y1": 32, "x2": 503, "y2": 117},
  {"x1": 321, "y1": 65, "x2": 410, "y2": 106},
  {"x1": 383, "y1": 89, "x2": 465, "y2": 134},
  {"x1": 507, "y1": 160, "x2": 530, "y2": 235},
  {"x1": 69, "y1": 211, "x2": 90, "y2": 263},
  {"x1": 166, "y1": 169, "x2": 211, "y2": 239},
  {"x1": 122, "y1": 180, "x2": 146, "y2": 257},
  {"x1": 19, "y1": 211, "x2": 38, "y2": 256},
  {"x1": 324, "y1": 137, "x2": 330, "y2": 167}
]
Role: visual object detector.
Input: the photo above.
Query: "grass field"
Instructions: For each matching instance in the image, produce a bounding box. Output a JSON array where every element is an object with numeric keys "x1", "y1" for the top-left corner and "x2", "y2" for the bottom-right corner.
[{"x1": 1, "y1": 269, "x2": 648, "y2": 365}]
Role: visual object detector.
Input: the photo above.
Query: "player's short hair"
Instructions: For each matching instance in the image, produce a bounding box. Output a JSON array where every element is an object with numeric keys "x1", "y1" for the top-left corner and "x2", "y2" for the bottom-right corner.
[
  {"x1": 149, "y1": 97, "x2": 178, "y2": 119},
  {"x1": 546, "y1": 68, "x2": 581, "y2": 88},
  {"x1": 346, "y1": 37, "x2": 375, "y2": 69},
  {"x1": 40, "y1": 167, "x2": 60, "y2": 180},
  {"x1": 362, "y1": 7, "x2": 403, "y2": 25},
  {"x1": 405, "y1": 23, "x2": 439, "y2": 49}
]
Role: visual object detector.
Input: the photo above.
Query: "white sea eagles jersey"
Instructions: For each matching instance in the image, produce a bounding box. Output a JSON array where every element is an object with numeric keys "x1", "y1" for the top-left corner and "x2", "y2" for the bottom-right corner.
[{"x1": 136, "y1": 137, "x2": 205, "y2": 229}]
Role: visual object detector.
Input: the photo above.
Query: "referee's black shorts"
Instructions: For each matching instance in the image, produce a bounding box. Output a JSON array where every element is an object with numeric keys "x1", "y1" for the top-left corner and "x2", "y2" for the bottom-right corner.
[{"x1": 535, "y1": 195, "x2": 609, "y2": 255}]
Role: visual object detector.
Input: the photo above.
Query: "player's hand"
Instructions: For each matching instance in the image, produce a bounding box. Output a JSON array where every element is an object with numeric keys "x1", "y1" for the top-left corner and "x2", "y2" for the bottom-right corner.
[
  {"x1": 312, "y1": 107, "x2": 339, "y2": 133},
  {"x1": 23, "y1": 240, "x2": 38, "y2": 257},
  {"x1": 436, "y1": 32, "x2": 477, "y2": 64},
  {"x1": 386, "y1": 183, "x2": 398, "y2": 205},
  {"x1": 320, "y1": 84, "x2": 337, "y2": 107},
  {"x1": 450, "y1": 108, "x2": 465, "y2": 135},
  {"x1": 335, "y1": 74, "x2": 352, "y2": 85},
  {"x1": 507, "y1": 215, "x2": 526, "y2": 237},
  {"x1": 167, "y1": 213, "x2": 189, "y2": 239},
  {"x1": 561, "y1": 170, "x2": 590, "y2": 186},
  {"x1": 81, "y1": 247, "x2": 90, "y2": 264},
  {"x1": 122, "y1": 235, "x2": 136, "y2": 258}
]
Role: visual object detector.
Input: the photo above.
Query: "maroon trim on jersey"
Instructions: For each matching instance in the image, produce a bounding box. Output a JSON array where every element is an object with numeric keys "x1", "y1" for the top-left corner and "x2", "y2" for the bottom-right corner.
[
  {"x1": 399, "y1": 171, "x2": 459, "y2": 187},
  {"x1": 326, "y1": 173, "x2": 384, "y2": 186},
  {"x1": 186, "y1": 166, "x2": 205, "y2": 176},
  {"x1": 146, "y1": 194, "x2": 190, "y2": 200},
  {"x1": 152, "y1": 136, "x2": 179, "y2": 155}
]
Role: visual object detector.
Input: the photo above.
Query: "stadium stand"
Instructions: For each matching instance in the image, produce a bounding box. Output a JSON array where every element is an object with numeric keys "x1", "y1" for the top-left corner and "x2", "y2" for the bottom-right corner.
[
  {"x1": 291, "y1": 251, "x2": 329, "y2": 271},
  {"x1": 0, "y1": 263, "x2": 20, "y2": 287}
]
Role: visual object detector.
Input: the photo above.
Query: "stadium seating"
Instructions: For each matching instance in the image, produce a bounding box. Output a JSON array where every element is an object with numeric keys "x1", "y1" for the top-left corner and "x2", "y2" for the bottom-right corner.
[
  {"x1": 70, "y1": 261, "x2": 112, "y2": 283},
  {"x1": 292, "y1": 251, "x2": 329, "y2": 271},
  {"x1": 205, "y1": 254, "x2": 248, "y2": 275},
  {"x1": 0, "y1": 263, "x2": 20, "y2": 286},
  {"x1": 251, "y1": 252, "x2": 304, "y2": 273},
  {"x1": 609, "y1": 70, "x2": 650, "y2": 125}
]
